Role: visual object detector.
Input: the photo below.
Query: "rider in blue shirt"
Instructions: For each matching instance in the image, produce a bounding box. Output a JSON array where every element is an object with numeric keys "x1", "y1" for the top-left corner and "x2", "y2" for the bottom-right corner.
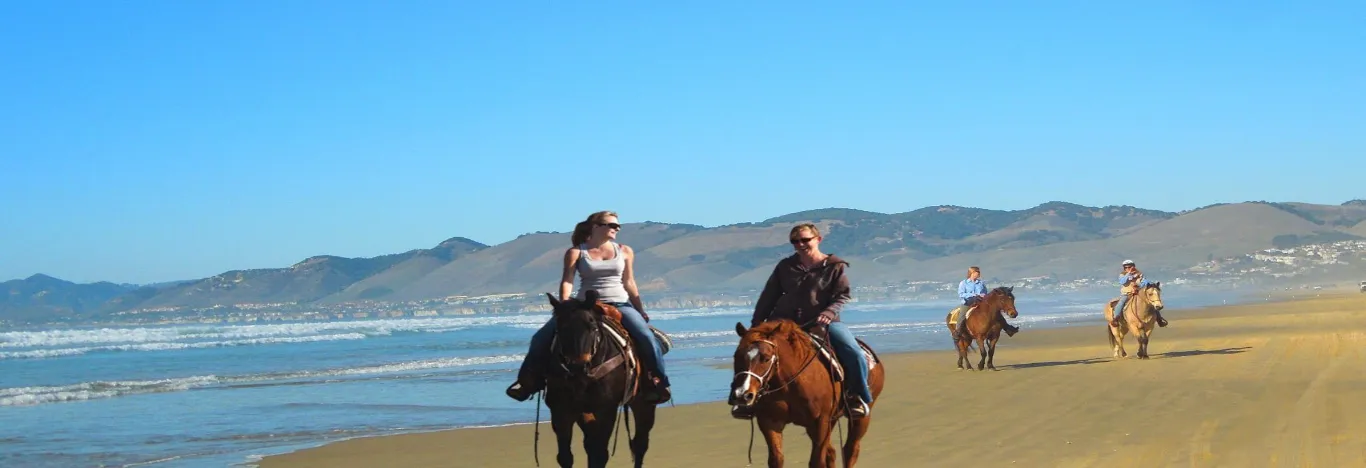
[
  {"x1": 1112, "y1": 259, "x2": 1168, "y2": 327},
  {"x1": 952, "y1": 266, "x2": 1019, "y2": 340}
]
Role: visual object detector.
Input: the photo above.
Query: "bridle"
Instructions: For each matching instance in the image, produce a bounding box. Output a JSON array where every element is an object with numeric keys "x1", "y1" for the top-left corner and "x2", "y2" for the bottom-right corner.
[
  {"x1": 555, "y1": 316, "x2": 607, "y2": 376},
  {"x1": 733, "y1": 338, "x2": 820, "y2": 400}
]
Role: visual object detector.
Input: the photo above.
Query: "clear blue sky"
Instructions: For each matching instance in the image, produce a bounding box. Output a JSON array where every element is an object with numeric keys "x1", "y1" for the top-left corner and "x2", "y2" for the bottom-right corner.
[{"x1": 2, "y1": 1, "x2": 1363, "y2": 284}]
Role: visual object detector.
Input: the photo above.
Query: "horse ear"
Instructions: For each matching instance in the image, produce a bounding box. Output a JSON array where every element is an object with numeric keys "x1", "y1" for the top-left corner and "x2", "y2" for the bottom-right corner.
[
  {"x1": 545, "y1": 293, "x2": 559, "y2": 308},
  {"x1": 735, "y1": 322, "x2": 747, "y2": 337},
  {"x1": 584, "y1": 289, "x2": 600, "y2": 303},
  {"x1": 1152, "y1": 281, "x2": 1161, "y2": 288},
  {"x1": 1007, "y1": 286, "x2": 1014, "y2": 292}
]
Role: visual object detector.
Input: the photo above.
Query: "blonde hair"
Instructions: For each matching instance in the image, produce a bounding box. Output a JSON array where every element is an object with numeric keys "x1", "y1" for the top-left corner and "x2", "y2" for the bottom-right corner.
[
  {"x1": 967, "y1": 266, "x2": 980, "y2": 278},
  {"x1": 789, "y1": 223, "x2": 821, "y2": 240},
  {"x1": 571, "y1": 211, "x2": 618, "y2": 246}
]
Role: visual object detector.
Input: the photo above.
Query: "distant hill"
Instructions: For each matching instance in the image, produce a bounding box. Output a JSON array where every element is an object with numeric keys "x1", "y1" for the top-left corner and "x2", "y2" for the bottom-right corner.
[
  {"x1": 5, "y1": 199, "x2": 1365, "y2": 321},
  {"x1": 0, "y1": 274, "x2": 133, "y2": 322},
  {"x1": 113, "y1": 237, "x2": 489, "y2": 310}
]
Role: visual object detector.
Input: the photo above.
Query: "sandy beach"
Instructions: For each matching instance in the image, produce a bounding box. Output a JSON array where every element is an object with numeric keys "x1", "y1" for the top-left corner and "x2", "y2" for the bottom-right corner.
[{"x1": 260, "y1": 293, "x2": 1366, "y2": 467}]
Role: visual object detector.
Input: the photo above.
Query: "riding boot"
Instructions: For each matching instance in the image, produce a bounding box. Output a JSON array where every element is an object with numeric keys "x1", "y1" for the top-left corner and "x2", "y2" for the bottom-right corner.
[
  {"x1": 505, "y1": 359, "x2": 545, "y2": 402},
  {"x1": 954, "y1": 316, "x2": 969, "y2": 340},
  {"x1": 1002, "y1": 322, "x2": 1020, "y2": 337},
  {"x1": 845, "y1": 393, "x2": 870, "y2": 418},
  {"x1": 1156, "y1": 310, "x2": 1169, "y2": 328},
  {"x1": 642, "y1": 372, "x2": 671, "y2": 404}
]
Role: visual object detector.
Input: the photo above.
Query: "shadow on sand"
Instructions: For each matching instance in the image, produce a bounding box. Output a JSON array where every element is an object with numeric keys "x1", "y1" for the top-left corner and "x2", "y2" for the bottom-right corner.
[
  {"x1": 998, "y1": 357, "x2": 1108, "y2": 370},
  {"x1": 1152, "y1": 346, "x2": 1252, "y2": 359},
  {"x1": 998, "y1": 347, "x2": 1253, "y2": 369}
]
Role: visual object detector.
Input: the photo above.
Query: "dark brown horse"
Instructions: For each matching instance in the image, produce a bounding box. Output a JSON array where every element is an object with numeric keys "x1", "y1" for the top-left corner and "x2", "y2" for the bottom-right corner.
[
  {"x1": 542, "y1": 290, "x2": 657, "y2": 468},
  {"x1": 729, "y1": 320, "x2": 885, "y2": 468},
  {"x1": 948, "y1": 286, "x2": 1019, "y2": 371}
]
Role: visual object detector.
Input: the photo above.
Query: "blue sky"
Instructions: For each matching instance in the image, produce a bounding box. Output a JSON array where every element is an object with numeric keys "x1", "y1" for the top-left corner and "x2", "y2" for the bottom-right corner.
[{"x1": 2, "y1": 1, "x2": 1363, "y2": 284}]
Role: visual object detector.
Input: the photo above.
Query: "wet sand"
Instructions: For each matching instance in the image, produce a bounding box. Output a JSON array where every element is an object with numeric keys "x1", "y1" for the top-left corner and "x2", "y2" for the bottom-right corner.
[{"x1": 260, "y1": 293, "x2": 1366, "y2": 467}]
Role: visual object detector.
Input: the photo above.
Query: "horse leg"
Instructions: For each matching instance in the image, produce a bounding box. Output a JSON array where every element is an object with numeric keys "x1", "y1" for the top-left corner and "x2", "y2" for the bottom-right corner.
[
  {"x1": 805, "y1": 417, "x2": 835, "y2": 468},
  {"x1": 955, "y1": 338, "x2": 968, "y2": 370},
  {"x1": 551, "y1": 408, "x2": 575, "y2": 468},
  {"x1": 629, "y1": 401, "x2": 657, "y2": 468},
  {"x1": 842, "y1": 413, "x2": 871, "y2": 467},
  {"x1": 581, "y1": 409, "x2": 615, "y2": 468},
  {"x1": 1114, "y1": 323, "x2": 1128, "y2": 358},
  {"x1": 1138, "y1": 327, "x2": 1151, "y2": 359},
  {"x1": 976, "y1": 336, "x2": 988, "y2": 371},
  {"x1": 986, "y1": 335, "x2": 999, "y2": 371},
  {"x1": 759, "y1": 417, "x2": 786, "y2": 468}
]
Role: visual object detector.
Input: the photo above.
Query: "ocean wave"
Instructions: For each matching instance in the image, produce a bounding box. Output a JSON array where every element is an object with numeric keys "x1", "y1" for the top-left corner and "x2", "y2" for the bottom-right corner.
[
  {"x1": 0, "y1": 315, "x2": 557, "y2": 349},
  {"x1": 0, "y1": 354, "x2": 523, "y2": 407},
  {"x1": 0, "y1": 333, "x2": 370, "y2": 360}
]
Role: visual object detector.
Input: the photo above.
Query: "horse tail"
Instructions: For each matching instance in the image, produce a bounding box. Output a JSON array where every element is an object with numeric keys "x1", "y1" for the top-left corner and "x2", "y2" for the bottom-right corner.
[{"x1": 1106, "y1": 321, "x2": 1117, "y2": 348}]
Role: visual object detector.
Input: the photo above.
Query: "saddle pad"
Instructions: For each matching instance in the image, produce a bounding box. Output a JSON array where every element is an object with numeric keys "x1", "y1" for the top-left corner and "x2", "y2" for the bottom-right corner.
[
  {"x1": 810, "y1": 336, "x2": 879, "y2": 383},
  {"x1": 948, "y1": 306, "x2": 978, "y2": 324},
  {"x1": 650, "y1": 326, "x2": 672, "y2": 355}
]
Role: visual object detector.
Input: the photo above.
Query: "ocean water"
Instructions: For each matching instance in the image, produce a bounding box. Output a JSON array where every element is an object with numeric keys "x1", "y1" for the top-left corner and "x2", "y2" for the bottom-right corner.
[{"x1": 0, "y1": 289, "x2": 1246, "y2": 467}]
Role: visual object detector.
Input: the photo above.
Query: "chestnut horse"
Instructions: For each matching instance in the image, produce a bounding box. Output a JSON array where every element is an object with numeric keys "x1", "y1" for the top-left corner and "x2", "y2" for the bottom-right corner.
[
  {"x1": 541, "y1": 291, "x2": 658, "y2": 468},
  {"x1": 1106, "y1": 282, "x2": 1164, "y2": 359},
  {"x1": 948, "y1": 286, "x2": 1019, "y2": 371},
  {"x1": 729, "y1": 320, "x2": 885, "y2": 468}
]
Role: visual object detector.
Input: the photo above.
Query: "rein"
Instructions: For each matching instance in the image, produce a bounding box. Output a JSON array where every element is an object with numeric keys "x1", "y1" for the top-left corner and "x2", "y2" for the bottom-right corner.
[
  {"x1": 532, "y1": 318, "x2": 635, "y2": 466},
  {"x1": 736, "y1": 335, "x2": 823, "y2": 466}
]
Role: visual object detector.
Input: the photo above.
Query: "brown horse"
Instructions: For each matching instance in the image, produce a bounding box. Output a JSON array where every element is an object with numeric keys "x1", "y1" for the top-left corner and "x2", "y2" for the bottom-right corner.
[
  {"x1": 729, "y1": 320, "x2": 885, "y2": 468},
  {"x1": 1106, "y1": 282, "x2": 1164, "y2": 359},
  {"x1": 948, "y1": 286, "x2": 1019, "y2": 371},
  {"x1": 542, "y1": 291, "x2": 658, "y2": 468}
]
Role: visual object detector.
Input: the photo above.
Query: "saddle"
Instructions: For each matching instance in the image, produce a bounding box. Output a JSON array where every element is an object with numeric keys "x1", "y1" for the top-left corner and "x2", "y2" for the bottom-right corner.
[
  {"x1": 949, "y1": 305, "x2": 979, "y2": 324},
  {"x1": 808, "y1": 332, "x2": 879, "y2": 384}
]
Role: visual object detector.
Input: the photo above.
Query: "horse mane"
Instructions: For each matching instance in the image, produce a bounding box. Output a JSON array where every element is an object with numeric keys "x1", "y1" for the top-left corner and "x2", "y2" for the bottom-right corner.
[{"x1": 743, "y1": 320, "x2": 808, "y2": 351}]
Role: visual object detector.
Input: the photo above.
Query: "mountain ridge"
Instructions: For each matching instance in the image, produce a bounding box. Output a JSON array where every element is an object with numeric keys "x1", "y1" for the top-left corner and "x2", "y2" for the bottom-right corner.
[{"x1": 5, "y1": 199, "x2": 1366, "y2": 321}]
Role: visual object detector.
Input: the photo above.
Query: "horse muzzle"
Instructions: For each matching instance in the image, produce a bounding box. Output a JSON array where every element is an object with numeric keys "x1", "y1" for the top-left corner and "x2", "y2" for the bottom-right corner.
[{"x1": 728, "y1": 387, "x2": 758, "y2": 407}]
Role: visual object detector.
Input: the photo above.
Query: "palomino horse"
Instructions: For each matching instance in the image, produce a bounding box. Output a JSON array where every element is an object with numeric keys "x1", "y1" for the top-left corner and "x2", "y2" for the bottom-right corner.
[
  {"x1": 542, "y1": 290, "x2": 658, "y2": 468},
  {"x1": 1106, "y1": 282, "x2": 1164, "y2": 359},
  {"x1": 947, "y1": 286, "x2": 1019, "y2": 371},
  {"x1": 729, "y1": 320, "x2": 885, "y2": 468}
]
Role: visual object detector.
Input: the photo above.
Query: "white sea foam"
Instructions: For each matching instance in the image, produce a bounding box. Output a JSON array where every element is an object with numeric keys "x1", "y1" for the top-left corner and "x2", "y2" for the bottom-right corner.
[
  {"x1": 0, "y1": 334, "x2": 370, "y2": 360},
  {"x1": 0, "y1": 354, "x2": 523, "y2": 407},
  {"x1": 0, "y1": 316, "x2": 555, "y2": 349}
]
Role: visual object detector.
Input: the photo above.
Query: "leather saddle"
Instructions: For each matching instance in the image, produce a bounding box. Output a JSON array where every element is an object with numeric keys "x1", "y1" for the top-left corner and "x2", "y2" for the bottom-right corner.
[{"x1": 808, "y1": 332, "x2": 879, "y2": 383}]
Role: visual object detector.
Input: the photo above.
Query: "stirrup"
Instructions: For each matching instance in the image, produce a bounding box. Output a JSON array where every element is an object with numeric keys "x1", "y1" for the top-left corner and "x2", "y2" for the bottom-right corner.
[{"x1": 847, "y1": 396, "x2": 870, "y2": 418}]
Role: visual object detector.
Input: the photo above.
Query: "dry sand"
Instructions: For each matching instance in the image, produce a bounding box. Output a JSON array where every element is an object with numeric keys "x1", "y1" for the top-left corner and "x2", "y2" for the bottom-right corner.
[{"x1": 260, "y1": 293, "x2": 1366, "y2": 467}]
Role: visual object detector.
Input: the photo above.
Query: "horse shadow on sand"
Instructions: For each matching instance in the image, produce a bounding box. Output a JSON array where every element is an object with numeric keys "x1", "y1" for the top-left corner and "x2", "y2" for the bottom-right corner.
[
  {"x1": 1150, "y1": 346, "x2": 1252, "y2": 359},
  {"x1": 996, "y1": 346, "x2": 1253, "y2": 370}
]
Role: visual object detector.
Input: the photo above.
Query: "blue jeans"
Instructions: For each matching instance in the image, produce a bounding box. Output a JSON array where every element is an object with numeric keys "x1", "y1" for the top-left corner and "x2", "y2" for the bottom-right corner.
[
  {"x1": 826, "y1": 322, "x2": 872, "y2": 404},
  {"x1": 1114, "y1": 295, "x2": 1130, "y2": 318},
  {"x1": 527, "y1": 303, "x2": 669, "y2": 386}
]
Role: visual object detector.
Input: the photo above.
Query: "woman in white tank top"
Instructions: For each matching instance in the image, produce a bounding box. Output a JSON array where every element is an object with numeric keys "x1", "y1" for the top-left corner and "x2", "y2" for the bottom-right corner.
[{"x1": 505, "y1": 211, "x2": 672, "y2": 404}]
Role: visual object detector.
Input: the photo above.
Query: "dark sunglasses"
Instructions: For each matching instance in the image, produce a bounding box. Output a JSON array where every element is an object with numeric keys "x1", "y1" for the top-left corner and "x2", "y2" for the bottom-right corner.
[
  {"x1": 790, "y1": 237, "x2": 816, "y2": 245},
  {"x1": 597, "y1": 223, "x2": 622, "y2": 230}
]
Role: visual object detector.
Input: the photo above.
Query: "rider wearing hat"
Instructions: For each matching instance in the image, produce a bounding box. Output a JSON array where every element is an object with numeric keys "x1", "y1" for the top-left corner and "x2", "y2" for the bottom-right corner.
[{"x1": 1113, "y1": 259, "x2": 1168, "y2": 327}]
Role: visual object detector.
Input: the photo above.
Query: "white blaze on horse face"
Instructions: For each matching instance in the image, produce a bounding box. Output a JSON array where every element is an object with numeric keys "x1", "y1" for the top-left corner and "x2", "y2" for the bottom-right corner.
[{"x1": 733, "y1": 345, "x2": 762, "y2": 400}]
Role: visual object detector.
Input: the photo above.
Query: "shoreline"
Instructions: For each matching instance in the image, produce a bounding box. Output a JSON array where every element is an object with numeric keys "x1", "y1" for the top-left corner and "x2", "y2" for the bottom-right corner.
[{"x1": 258, "y1": 292, "x2": 1366, "y2": 467}]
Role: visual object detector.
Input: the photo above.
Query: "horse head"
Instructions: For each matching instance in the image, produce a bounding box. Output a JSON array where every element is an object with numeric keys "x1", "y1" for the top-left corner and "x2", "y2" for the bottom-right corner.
[
  {"x1": 1142, "y1": 281, "x2": 1164, "y2": 311},
  {"x1": 728, "y1": 320, "x2": 801, "y2": 408},
  {"x1": 989, "y1": 286, "x2": 1019, "y2": 318},
  {"x1": 545, "y1": 290, "x2": 606, "y2": 374}
]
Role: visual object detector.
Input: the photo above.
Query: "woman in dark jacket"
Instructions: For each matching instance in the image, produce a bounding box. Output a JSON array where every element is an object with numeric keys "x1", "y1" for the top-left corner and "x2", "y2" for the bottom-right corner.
[{"x1": 750, "y1": 223, "x2": 872, "y2": 418}]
